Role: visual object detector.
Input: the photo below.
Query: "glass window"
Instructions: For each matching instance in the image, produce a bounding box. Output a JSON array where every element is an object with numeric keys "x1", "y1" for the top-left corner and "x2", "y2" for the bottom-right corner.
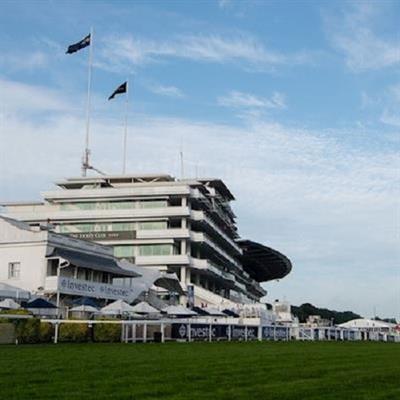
[
  {"x1": 112, "y1": 222, "x2": 135, "y2": 231},
  {"x1": 138, "y1": 244, "x2": 172, "y2": 256},
  {"x1": 46, "y1": 260, "x2": 58, "y2": 276},
  {"x1": 138, "y1": 200, "x2": 167, "y2": 209},
  {"x1": 138, "y1": 221, "x2": 167, "y2": 230},
  {"x1": 114, "y1": 246, "x2": 135, "y2": 258},
  {"x1": 8, "y1": 262, "x2": 20, "y2": 279}
]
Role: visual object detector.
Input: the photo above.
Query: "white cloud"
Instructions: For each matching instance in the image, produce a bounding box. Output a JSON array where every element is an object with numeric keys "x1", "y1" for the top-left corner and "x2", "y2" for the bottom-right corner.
[
  {"x1": 0, "y1": 51, "x2": 48, "y2": 71},
  {"x1": 0, "y1": 77, "x2": 72, "y2": 114},
  {"x1": 324, "y1": 2, "x2": 400, "y2": 71},
  {"x1": 218, "y1": 0, "x2": 231, "y2": 9},
  {"x1": 380, "y1": 109, "x2": 400, "y2": 127},
  {"x1": 100, "y1": 33, "x2": 315, "y2": 72},
  {"x1": 218, "y1": 90, "x2": 286, "y2": 110},
  {"x1": 0, "y1": 77, "x2": 398, "y2": 317},
  {"x1": 147, "y1": 83, "x2": 185, "y2": 98}
]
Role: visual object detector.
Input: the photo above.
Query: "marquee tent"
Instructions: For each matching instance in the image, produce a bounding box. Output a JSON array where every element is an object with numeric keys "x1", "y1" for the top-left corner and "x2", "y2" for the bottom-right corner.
[
  {"x1": 163, "y1": 305, "x2": 197, "y2": 317},
  {"x1": 101, "y1": 299, "x2": 137, "y2": 315},
  {"x1": 0, "y1": 298, "x2": 20, "y2": 309},
  {"x1": 0, "y1": 283, "x2": 30, "y2": 301},
  {"x1": 131, "y1": 301, "x2": 159, "y2": 314}
]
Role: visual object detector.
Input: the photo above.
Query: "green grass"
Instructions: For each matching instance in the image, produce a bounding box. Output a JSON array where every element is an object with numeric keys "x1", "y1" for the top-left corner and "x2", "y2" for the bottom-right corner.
[{"x1": 1, "y1": 341, "x2": 399, "y2": 400}]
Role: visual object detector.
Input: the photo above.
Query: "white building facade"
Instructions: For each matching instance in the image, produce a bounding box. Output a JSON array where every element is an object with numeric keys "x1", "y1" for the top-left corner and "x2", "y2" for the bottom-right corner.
[
  {"x1": 1, "y1": 174, "x2": 292, "y2": 307},
  {"x1": 0, "y1": 216, "x2": 153, "y2": 306}
]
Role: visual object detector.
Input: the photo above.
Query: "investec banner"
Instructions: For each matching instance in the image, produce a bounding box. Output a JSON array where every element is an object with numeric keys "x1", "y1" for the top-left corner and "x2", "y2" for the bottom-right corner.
[
  {"x1": 57, "y1": 277, "x2": 135, "y2": 301},
  {"x1": 262, "y1": 326, "x2": 290, "y2": 340},
  {"x1": 68, "y1": 231, "x2": 136, "y2": 241},
  {"x1": 171, "y1": 323, "x2": 258, "y2": 340}
]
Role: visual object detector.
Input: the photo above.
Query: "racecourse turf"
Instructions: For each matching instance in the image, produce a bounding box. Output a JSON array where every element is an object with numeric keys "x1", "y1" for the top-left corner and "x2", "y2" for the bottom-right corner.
[{"x1": 1, "y1": 341, "x2": 399, "y2": 400}]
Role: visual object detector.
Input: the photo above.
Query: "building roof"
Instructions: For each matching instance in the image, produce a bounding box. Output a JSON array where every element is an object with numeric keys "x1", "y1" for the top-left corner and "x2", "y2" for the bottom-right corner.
[
  {"x1": 46, "y1": 246, "x2": 140, "y2": 278},
  {"x1": 237, "y1": 240, "x2": 292, "y2": 282}
]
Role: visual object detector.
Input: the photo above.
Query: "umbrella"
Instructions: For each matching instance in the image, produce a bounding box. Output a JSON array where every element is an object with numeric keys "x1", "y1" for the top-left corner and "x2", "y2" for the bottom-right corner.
[
  {"x1": 101, "y1": 299, "x2": 136, "y2": 315},
  {"x1": 72, "y1": 297, "x2": 99, "y2": 307},
  {"x1": 0, "y1": 298, "x2": 20, "y2": 309},
  {"x1": 70, "y1": 305, "x2": 98, "y2": 313},
  {"x1": 163, "y1": 305, "x2": 197, "y2": 317},
  {"x1": 26, "y1": 298, "x2": 56, "y2": 309},
  {"x1": 131, "y1": 301, "x2": 159, "y2": 314},
  {"x1": 206, "y1": 308, "x2": 226, "y2": 316}
]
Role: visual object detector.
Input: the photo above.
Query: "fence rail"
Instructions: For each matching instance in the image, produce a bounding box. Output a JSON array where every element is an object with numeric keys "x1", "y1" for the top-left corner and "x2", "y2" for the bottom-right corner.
[{"x1": 40, "y1": 319, "x2": 400, "y2": 345}]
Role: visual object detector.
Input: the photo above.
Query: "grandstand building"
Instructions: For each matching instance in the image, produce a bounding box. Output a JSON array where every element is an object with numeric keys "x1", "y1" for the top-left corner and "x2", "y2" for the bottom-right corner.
[{"x1": 1, "y1": 174, "x2": 292, "y2": 307}]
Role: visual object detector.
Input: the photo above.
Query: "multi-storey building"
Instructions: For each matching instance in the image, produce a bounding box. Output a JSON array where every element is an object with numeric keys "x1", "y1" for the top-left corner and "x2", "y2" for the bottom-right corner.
[{"x1": 1, "y1": 174, "x2": 292, "y2": 307}]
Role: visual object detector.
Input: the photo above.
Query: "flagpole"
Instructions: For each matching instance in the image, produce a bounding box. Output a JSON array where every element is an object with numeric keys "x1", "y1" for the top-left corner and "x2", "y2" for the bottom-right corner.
[
  {"x1": 122, "y1": 79, "x2": 129, "y2": 174},
  {"x1": 82, "y1": 27, "x2": 94, "y2": 177}
]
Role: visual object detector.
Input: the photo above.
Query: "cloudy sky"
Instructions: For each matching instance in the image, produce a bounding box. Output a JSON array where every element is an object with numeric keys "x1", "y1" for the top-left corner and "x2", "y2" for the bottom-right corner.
[{"x1": 0, "y1": 0, "x2": 399, "y2": 318}]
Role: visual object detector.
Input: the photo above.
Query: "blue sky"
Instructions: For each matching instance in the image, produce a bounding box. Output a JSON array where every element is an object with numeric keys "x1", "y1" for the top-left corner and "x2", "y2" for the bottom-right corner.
[{"x1": 0, "y1": 0, "x2": 399, "y2": 318}]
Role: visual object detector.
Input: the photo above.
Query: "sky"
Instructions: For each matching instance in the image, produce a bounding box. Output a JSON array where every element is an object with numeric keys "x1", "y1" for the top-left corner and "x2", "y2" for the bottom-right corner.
[{"x1": 0, "y1": 0, "x2": 399, "y2": 318}]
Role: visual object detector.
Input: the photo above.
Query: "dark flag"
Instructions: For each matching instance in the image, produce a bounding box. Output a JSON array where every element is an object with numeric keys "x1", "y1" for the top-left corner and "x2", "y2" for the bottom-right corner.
[
  {"x1": 108, "y1": 82, "x2": 127, "y2": 100},
  {"x1": 66, "y1": 34, "x2": 91, "y2": 54}
]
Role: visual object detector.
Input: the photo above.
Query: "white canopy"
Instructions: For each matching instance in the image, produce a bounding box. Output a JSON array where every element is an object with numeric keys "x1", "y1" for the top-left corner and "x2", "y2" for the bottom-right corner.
[
  {"x1": 0, "y1": 298, "x2": 21, "y2": 310},
  {"x1": 70, "y1": 305, "x2": 98, "y2": 313},
  {"x1": 0, "y1": 283, "x2": 30, "y2": 301},
  {"x1": 101, "y1": 299, "x2": 136, "y2": 315},
  {"x1": 163, "y1": 305, "x2": 197, "y2": 316},
  {"x1": 131, "y1": 301, "x2": 159, "y2": 314},
  {"x1": 338, "y1": 318, "x2": 395, "y2": 329},
  {"x1": 206, "y1": 308, "x2": 226, "y2": 316},
  {"x1": 115, "y1": 262, "x2": 184, "y2": 303}
]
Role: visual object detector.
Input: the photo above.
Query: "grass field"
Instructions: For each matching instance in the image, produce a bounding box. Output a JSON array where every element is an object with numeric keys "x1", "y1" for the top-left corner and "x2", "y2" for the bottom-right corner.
[{"x1": 1, "y1": 341, "x2": 399, "y2": 400}]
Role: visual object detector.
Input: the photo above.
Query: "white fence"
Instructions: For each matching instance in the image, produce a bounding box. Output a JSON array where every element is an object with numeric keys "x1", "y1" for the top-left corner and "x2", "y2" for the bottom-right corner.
[{"x1": 41, "y1": 319, "x2": 400, "y2": 344}]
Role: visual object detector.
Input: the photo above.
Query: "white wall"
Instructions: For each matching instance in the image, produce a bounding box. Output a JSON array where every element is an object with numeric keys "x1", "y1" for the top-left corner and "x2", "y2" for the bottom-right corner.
[{"x1": 0, "y1": 242, "x2": 47, "y2": 292}]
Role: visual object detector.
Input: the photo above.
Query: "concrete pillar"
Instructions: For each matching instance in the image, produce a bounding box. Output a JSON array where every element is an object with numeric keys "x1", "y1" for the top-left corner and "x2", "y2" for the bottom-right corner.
[
  {"x1": 186, "y1": 268, "x2": 191, "y2": 285},
  {"x1": 180, "y1": 240, "x2": 187, "y2": 255},
  {"x1": 180, "y1": 267, "x2": 186, "y2": 286}
]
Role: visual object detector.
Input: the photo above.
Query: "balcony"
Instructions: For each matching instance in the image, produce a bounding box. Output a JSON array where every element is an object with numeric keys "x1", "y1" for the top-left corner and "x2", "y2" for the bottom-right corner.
[{"x1": 7, "y1": 206, "x2": 190, "y2": 223}]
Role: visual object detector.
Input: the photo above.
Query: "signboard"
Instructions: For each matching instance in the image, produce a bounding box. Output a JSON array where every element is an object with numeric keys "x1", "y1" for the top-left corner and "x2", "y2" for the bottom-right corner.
[
  {"x1": 68, "y1": 231, "x2": 136, "y2": 241},
  {"x1": 57, "y1": 276, "x2": 137, "y2": 301},
  {"x1": 171, "y1": 323, "x2": 258, "y2": 340},
  {"x1": 186, "y1": 285, "x2": 194, "y2": 308},
  {"x1": 262, "y1": 326, "x2": 289, "y2": 340}
]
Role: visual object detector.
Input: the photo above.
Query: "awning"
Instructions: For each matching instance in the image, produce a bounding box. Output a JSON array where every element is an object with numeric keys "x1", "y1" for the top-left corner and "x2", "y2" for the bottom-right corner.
[
  {"x1": 47, "y1": 247, "x2": 140, "y2": 278},
  {"x1": 237, "y1": 240, "x2": 292, "y2": 282},
  {"x1": 0, "y1": 283, "x2": 31, "y2": 301},
  {"x1": 154, "y1": 272, "x2": 184, "y2": 295}
]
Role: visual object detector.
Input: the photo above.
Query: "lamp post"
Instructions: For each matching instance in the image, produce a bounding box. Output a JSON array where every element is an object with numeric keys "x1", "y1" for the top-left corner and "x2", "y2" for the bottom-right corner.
[{"x1": 54, "y1": 260, "x2": 70, "y2": 344}]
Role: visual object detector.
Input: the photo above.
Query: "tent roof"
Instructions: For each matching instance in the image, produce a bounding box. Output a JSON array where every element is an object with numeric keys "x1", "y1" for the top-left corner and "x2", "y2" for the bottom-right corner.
[
  {"x1": 70, "y1": 305, "x2": 98, "y2": 312},
  {"x1": 0, "y1": 283, "x2": 30, "y2": 300},
  {"x1": 163, "y1": 305, "x2": 197, "y2": 316},
  {"x1": 101, "y1": 299, "x2": 136, "y2": 313},
  {"x1": 0, "y1": 298, "x2": 20, "y2": 309},
  {"x1": 131, "y1": 301, "x2": 159, "y2": 314},
  {"x1": 26, "y1": 298, "x2": 57, "y2": 309}
]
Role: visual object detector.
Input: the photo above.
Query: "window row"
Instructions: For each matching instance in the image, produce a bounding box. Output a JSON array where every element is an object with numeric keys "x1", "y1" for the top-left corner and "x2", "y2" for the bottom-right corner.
[
  {"x1": 60, "y1": 200, "x2": 168, "y2": 211},
  {"x1": 113, "y1": 244, "x2": 178, "y2": 258},
  {"x1": 59, "y1": 221, "x2": 168, "y2": 233}
]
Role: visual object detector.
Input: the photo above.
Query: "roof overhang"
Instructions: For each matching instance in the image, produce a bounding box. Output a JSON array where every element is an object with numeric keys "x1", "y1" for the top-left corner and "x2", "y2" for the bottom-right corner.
[
  {"x1": 237, "y1": 240, "x2": 292, "y2": 282},
  {"x1": 46, "y1": 247, "x2": 140, "y2": 278}
]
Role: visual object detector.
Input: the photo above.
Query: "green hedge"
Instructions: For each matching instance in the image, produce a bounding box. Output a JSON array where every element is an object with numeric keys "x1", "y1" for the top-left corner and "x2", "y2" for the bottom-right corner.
[
  {"x1": 14, "y1": 319, "x2": 53, "y2": 344},
  {"x1": 59, "y1": 323, "x2": 90, "y2": 342},
  {"x1": 94, "y1": 323, "x2": 121, "y2": 342}
]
